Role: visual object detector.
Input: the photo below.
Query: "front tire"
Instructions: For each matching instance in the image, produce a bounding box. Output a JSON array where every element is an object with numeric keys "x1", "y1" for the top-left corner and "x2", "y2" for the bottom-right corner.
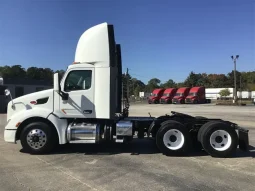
[
  {"x1": 156, "y1": 120, "x2": 192, "y2": 156},
  {"x1": 200, "y1": 121, "x2": 238, "y2": 157},
  {"x1": 20, "y1": 122, "x2": 58, "y2": 154}
]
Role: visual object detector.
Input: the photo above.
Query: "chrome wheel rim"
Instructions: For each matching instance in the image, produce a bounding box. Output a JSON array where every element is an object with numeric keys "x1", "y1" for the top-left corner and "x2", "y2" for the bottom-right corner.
[{"x1": 26, "y1": 129, "x2": 47, "y2": 149}]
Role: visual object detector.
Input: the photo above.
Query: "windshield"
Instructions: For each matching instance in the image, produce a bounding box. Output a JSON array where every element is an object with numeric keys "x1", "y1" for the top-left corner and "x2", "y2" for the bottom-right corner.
[
  {"x1": 188, "y1": 92, "x2": 197, "y2": 96},
  {"x1": 152, "y1": 93, "x2": 158, "y2": 96},
  {"x1": 163, "y1": 93, "x2": 170, "y2": 96},
  {"x1": 175, "y1": 93, "x2": 183, "y2": 96}
]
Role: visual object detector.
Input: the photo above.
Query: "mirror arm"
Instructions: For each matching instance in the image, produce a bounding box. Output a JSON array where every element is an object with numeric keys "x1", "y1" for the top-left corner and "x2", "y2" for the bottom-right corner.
[{"x1": 58, "y1": 90, "x2": 69, "y2": 101}]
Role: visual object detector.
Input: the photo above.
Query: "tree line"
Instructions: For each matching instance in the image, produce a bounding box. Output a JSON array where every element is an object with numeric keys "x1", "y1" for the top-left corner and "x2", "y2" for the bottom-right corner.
[
  {"x1": 1, "y1": 65, "x2": 255, "y2": 96},
  {"x1": 125, "y1": 70, "x2": 255, "y2": 96}
]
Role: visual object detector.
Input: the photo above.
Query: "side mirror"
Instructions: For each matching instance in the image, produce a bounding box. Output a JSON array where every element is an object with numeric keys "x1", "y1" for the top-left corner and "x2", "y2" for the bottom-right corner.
[
  {"x1": 5, "y1": 89, "x2": 15, "y2": 109},
  {"x1": 5, "y1": 89, "x2": 10, "y2": 97}
]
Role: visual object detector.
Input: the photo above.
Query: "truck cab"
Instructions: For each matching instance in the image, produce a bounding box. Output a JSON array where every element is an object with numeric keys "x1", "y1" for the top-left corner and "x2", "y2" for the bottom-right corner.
[
  {"x1": 160, "y1": 88, "x2": 177, "y2": 104},
  {"x1": 172, "y1": 87, "x2": 190, "y2": 104},
  {"x1": 185, "y1": 86, "x2": 206, "y2": 104},
  {"x1": 148, "y1": 88, "x2": 165, "y2": 104},
  {"x1": 4, "y1": 23, "x2": 124, "y2": 145}
]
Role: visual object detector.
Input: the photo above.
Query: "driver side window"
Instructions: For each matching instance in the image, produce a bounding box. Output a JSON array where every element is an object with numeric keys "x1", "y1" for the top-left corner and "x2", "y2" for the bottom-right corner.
[{"x1": 64, "y1": 70, "x2": 92, "y2": 91}]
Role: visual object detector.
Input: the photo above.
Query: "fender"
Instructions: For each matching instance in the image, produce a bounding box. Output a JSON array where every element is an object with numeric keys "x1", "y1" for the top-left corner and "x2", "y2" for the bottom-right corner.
[
  {"x1": 5, "y1": 108, "x2": 68, "y2": 144},
  {"x1": 47, "y1": 114, "x2": 68, "y2": 144},
  {"x1": 5, "y1": 107, "x2": 53, "y2": 130}
]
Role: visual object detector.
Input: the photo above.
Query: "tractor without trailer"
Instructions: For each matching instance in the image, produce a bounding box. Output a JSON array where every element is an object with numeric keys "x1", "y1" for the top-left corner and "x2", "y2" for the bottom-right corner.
[
  {"x1": 148, "y1": 88, "x2": 165, "y2": 104},
  {"x1": 185, "y1": 86, "x2": 211, "y2": 104},
  {"x1": 160, "y1": 88, "x2": 177, "y2": 104},
  {"x1": 4, "y1": 23, "x2": 249, "y2": 157},
  {"x1": 172, "y1": 87, "x2": 190, "y2": 104}
]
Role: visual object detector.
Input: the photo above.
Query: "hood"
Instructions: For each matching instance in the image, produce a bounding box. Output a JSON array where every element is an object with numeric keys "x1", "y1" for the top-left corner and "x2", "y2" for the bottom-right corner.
[
  {"x1": 186, "y1": 95, "x2": 197, "y2": 99},
  {"x1": 173, "y1": 96, "x2": 184, "y2": 99},
  {"x1": 161, "y1": 95, "x2": 172, "y2": 99},
  {"x1": 149, "y1": 96, "x2": 157, "y2": 100},
  {"x1": 7, "y1": 89, "x2": 54, "y2": 120}
]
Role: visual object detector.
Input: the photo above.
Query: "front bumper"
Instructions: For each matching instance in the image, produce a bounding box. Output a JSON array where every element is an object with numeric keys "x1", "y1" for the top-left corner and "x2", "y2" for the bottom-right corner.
[
  {"x1": 148, "y1": 99, "x2": 158, "y2": 104},
  {"x1": 4, "y1": 129, "x2": 17, "y2": 143},
  {"x1": 172, "y1": 99, "x2": 182, "y2": 104},
  {"x1": 160, "y1": 99, "x2": 171, "y2": 104},
  {"x1": 185, "y1": 98, "x2": 194, "y2": 103}
]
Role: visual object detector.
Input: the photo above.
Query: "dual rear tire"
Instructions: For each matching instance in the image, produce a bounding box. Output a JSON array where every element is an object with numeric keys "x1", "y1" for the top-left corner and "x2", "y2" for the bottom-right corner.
[
  {"x1": 198, "y1": 121, "x2": 238, "y2": 157},
  {"x1": 156, "y1": 120, "x2": 238, "y2": 157},
  {"x1": 156, "y1": 120, "x2": 192, "y2": 156}
]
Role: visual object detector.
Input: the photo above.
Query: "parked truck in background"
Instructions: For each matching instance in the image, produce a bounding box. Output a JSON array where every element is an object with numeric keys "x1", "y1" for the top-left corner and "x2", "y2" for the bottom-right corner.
[
  {"x1": 172, "y1": 87, "x2": 191, "y2": 104},
  {"x1": 3, "y1": 23, "x2": 249, "y2": 158},
  {"x1": 148, "y1": 88, "x2": 165, "y2": 104},
  {"x1": 185, "y1": 86, "x2": 211, "y2": 104},
  {"x1": 160, "y1": 88, "x2": 177, "y2": 104}
]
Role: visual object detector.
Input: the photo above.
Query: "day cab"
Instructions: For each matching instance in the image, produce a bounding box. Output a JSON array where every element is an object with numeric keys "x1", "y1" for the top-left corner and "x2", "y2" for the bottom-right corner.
[
  {"x1": 172, "y1": 87, "x2": 190, "y2": 104},
  {"x1": 148, "y1": 88, "x2": 165, "y2": 104},
  {"x1": 185, "y1": 86, "x2": 205, "y2": 104},
  {"x1": 3, "y1": 22, "x2": 249, "y2": 158},
  {"x1": 160, "y1": 88, "x2": 177, "y2": 104}
]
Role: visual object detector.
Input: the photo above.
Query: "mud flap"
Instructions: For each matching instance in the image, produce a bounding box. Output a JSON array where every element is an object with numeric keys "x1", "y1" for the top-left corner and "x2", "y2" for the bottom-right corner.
[{"x1": 238, "y1": 128, "x2": 249, "y2": 151}]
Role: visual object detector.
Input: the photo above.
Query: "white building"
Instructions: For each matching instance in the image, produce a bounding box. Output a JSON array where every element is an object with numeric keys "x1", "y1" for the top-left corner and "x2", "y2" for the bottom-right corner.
[
  {"x1": 205, "y1": 88, "x2": 233, "y2": 99},
  {"x1": 0, "y1": 78, "x2": 52, "y2": 113}
]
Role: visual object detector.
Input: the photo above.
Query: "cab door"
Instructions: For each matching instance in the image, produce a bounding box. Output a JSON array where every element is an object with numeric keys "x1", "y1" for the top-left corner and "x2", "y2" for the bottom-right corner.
[{"x1": 59, "y1": 68, "x2": 95, "y2": 118}]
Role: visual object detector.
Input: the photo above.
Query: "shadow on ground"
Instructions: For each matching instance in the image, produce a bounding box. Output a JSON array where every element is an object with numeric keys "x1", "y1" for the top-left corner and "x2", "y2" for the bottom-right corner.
[{"x1": 20, "y1": 139, "x2": 255, "y2": 158}]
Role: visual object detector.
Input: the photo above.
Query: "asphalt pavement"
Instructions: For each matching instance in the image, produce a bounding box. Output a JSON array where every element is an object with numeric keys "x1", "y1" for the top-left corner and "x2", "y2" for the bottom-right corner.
[{"x1": 0, "y1": 104, "x2": 255, "y2": 191}]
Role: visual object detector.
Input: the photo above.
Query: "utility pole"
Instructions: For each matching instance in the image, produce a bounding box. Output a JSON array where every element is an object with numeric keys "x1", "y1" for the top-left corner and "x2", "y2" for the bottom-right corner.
[
  {"x1": 240, "y1": 75, "x2": 242, "y2": 104},
  {"x1": 231, "y1": 55, "x2": 239, "y2": 103},
  {"x1": 126, "y1": 68, "x2": 129, "y2": 99}
]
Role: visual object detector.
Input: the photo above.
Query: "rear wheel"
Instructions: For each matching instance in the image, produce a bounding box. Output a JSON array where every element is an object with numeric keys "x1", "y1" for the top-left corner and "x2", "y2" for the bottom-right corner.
[
  {"x1": 197, "y1": 120, "x2": 216, "y2": 143},
  {"x1": 200, "y1": 121, "x2": 238, "y2": 157},
  {"x1": 156, "y1": 120, "x2": 192, "y2": 156},
  {"x1": 20, "y1": 122, "x2": 58, "y2": 154}
]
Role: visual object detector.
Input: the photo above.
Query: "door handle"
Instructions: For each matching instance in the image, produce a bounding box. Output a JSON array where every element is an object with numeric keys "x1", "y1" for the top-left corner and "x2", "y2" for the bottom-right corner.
[{"x1": 83, "y1": 110, "x2": 92, "y2": 114}]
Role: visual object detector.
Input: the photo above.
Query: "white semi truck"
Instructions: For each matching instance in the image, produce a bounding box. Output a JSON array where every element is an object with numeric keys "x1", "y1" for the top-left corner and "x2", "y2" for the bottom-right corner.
[{"x1": 4, "y1": 23, "x2": 249, "y2": 157}]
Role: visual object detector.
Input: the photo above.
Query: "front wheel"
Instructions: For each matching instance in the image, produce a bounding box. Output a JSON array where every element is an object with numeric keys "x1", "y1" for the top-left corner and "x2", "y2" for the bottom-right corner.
[
  {"x1": 156, "y1": 120, "x2": 192, "y2": 156},
  {"x1": 20, "y1": 122, "x2": 58, "y2": 154}
]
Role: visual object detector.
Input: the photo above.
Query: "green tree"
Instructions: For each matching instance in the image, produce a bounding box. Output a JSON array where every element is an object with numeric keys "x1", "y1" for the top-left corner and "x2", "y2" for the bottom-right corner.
[
  {"x1": 161, "y1": 79, "x2": 176, "y2": 88},
  {"x1": 207, "y1": 74, "x2": 228, "y2": 88},
  {"x1": 55, "y1": 70, "x2": 66, "y2": 80},
  {"x1": 184, "y1": 71, "x2": 199, "y2": 87},
  {"x1": 219, "y1": 88, "x2": 231, "y2": 97},
  {"x1": 176, "y1": 82, "x2": 185, "y2": 88},
  {"x1": 147, "y1": 78, "x2": 161, "y2": 92},
  {"x1": 0, "y1": 65, "x2": 26, "y2": 78}
]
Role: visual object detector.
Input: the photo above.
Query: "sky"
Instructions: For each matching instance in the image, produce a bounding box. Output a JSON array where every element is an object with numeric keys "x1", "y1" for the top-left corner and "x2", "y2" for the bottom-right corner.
[{"x1": 0, "y1": 0, "x2": 254, "y2": 83}]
